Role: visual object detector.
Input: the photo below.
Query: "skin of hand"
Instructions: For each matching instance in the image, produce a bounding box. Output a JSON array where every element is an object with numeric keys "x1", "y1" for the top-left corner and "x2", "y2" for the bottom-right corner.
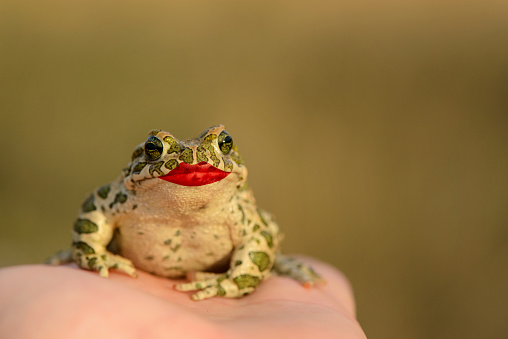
[{"x1": 0, "y1": 256, "x2": 366, "y2": 339}]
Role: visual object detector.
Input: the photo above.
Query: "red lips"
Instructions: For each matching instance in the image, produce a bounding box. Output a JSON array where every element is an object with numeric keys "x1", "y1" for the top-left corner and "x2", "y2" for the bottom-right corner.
[{"x1": 158, "y1": 161, "x2": 231, "y2": 186}]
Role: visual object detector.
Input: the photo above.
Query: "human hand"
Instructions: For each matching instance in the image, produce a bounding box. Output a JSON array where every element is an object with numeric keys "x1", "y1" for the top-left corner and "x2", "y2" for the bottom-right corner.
[{"x1": 0, "y1": 257, "x2": 366, "y2": 338}]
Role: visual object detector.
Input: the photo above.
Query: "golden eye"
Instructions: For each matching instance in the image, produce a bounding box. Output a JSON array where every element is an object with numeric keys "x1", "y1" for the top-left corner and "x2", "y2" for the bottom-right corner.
[
  {"x1": 218, "y1": 131, "x2": 233, "y2": 154},
  {"x1": 144, "y1": 136, "x2": 163, "y2": 161}
]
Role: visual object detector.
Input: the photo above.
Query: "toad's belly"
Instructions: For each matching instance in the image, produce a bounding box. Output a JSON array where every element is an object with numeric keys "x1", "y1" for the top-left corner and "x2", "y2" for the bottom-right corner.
[{"x1": 114, "y1": 221, "x2": 234, "y2": 278}]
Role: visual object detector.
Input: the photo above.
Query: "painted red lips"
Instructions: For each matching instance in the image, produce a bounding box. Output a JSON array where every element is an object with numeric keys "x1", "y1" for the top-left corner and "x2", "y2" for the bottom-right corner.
[{"x1": 158, "y1": 161, "x2": 231, "y2": 186}]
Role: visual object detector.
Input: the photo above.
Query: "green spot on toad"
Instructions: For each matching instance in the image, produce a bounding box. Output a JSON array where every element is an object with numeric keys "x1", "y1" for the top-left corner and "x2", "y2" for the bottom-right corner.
[
  {"x1": 249, "y1": 251, "x2": 271, "y2": 271},
  {"x1": 233, "y1": 274, "x2": 261, "y2": 289},
  {"x1": 73, "y1": 219, "x2": 98, "y2": 234}
]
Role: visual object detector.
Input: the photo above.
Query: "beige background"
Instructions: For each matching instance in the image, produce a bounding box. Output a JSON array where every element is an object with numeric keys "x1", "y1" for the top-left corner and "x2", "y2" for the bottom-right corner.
[{"x1": 1, "y1": 1, "x2": 507, "y2": 338}]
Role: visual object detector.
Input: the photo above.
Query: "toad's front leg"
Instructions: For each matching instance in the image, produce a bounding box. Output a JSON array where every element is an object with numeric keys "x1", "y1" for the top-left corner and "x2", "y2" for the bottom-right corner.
[
  {"x1": 69, "y1": 196, "x2": 137, "y2": 278},
  {"x1": 175, "y1": 234, "x2": 276, "y2": 300}
]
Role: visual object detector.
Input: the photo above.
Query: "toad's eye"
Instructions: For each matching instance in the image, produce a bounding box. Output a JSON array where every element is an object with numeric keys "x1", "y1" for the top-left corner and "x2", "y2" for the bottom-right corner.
[
  {"x1": 218, "y1": 131, "x2": 233, "y2": 155},
  {"x1": 145, "y1": 136, "x2": 163, "y2": 161}
]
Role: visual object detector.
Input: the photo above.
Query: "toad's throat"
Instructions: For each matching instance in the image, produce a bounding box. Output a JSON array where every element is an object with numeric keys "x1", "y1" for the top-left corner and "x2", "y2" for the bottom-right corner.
[{"x1": 159, "y1": 161, "x2": 231, "y2": 186}]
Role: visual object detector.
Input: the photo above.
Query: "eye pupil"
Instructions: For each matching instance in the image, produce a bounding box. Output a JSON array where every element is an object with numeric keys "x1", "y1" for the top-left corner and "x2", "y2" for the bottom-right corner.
[{"x1": 145, "y1": 136, "x2": 163, "y2": 161}]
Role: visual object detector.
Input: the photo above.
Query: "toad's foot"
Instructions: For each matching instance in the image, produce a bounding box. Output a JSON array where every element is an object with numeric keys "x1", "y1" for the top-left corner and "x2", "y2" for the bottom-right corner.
[
  {"x1": 75, "y1": 251, "x2": 138, "y2": 278},
  {"x1": 175, "y1": 272, "x2": 262, "y2": 301},
  {"x1": 272, "y1": 254, "x2": 324, "y2": 288},
  {"x1": 45, "y1": 249, "x2": 74, "y2": 265}
]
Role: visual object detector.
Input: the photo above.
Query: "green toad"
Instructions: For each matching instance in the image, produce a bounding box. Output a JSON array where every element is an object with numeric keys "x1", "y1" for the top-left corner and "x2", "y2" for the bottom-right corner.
[{"x1": 47, "y1": 125, "x2": 321, "y2": 300}]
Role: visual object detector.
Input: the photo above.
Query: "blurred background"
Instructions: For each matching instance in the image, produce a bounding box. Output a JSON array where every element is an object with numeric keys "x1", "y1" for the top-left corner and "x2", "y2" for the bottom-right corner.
[{"x1": 1, "y1": 1, "x2": 507, "y2": 337}]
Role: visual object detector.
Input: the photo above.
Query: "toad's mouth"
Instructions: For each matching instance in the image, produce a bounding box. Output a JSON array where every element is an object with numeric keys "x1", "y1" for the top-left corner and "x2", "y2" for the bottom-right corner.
[{"x1": 158, "y1": 161, "x2": 231, "y2": 186}]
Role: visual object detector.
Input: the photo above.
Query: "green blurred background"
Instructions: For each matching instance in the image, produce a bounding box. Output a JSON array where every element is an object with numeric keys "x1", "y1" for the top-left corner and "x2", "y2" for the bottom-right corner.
[{"x1": 1, "y1": 1, "x2": 507, "y2": 338}]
